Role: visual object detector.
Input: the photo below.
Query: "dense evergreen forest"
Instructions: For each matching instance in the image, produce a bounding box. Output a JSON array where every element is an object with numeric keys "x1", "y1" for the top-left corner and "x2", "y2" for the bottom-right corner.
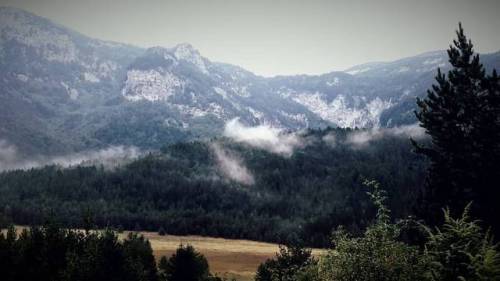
[{"x1": 0, "y1": 128, "x2": 428, "y2": 247}]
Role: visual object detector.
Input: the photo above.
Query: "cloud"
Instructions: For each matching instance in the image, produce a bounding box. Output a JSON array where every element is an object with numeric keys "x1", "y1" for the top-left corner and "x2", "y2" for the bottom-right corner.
[
  {"x1": 0, "y1": 140, "x2": 18, "y2": 164},
  {"x1": 388, "y1": 123, "x2": 427, "y2": 139},
  {"x1": 46, "y1": 146, "x2": 142, "y2": 168},
  {"x1": 211, "y1": 143, "x2": 254, "y2": 185},
  {"x1": 345, "y1": 130, "x2": 380, "y2": 148},
  {"x1": 344, "y1": 123, "x2": 427, "y2": 148},
  {"x1": 322, "y1": 133, "x2": 337, "y2": 147},
  {"x1": 223, "y1": 118, "x2": 303, "y2": 157},
  {"x1": 0, "y1": 140, "x2": 142, "y2": 172}
]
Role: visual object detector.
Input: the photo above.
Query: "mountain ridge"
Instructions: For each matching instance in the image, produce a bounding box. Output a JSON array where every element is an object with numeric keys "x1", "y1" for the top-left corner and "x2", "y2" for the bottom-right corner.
[{"x1": 1, "y1": 6, "x2": 499, "y2": 158}]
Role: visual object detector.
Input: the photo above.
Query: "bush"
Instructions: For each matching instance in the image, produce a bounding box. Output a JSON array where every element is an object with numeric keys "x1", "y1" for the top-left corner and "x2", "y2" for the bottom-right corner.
[
  {"x1": 255, "y1": 245, "x2": 316, "y2": 281},
  {"x1": 315, "y1": 181, "x2": 500, "y2": 281},
  {"x1": 424, "y1": 204, "x2": 500, "y2": 281},
  {"x1": 318, "y1": 180, "x2": 429, "y2": 281}
]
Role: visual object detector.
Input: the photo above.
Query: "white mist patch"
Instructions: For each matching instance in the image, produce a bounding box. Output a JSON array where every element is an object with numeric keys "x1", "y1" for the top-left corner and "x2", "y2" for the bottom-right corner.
[
  {"x1": 46, "y1": 146, "x2": 142, "y2": 168},
  {"x1": 211, "y1": 143, "x2": 254, "y2": 185},
  {"x1": 388, "y1": 123, "x2": 427, "y2": 139},
  {"x1": 223, "y1": 118, "x2": 303, "y2": 157},
  {"x1": 322, "y1": 133, "x2": 337, "y2": 147},
  {"x1": 0, "y1": 140, "x2": 18, "y2": 165},
  {"x1": 345, "y1": 123, "x2": 427, "y2": 148},
  {"x1": 0, "y1": 141, "x2": 141, "y2": 172},
  {"x1": 346, "y1": 130, "x2": 380, "y2": 148}
]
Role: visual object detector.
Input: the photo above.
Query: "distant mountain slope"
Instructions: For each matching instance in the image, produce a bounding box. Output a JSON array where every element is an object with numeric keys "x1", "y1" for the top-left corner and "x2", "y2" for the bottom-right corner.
[
  {"x1": 0, "y1": 7, "x2": 499, "y2": 156},
  {"x1": 0, "y1": 7, "x2": 143, "y2": 155}
]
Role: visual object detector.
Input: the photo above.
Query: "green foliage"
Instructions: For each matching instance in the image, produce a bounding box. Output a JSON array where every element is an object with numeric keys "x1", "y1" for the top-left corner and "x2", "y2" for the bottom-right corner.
[
  {"x1": 308, "y1": 182, "x2": 500, "y2": 281},
  {"x1": 255, "y1": 245, "x2": 317, "y2": 281},
  {"x1": 0, "y1": 127, "x2": 428, "y2": 247},
  {"x1": 0, "y1": 223, "x2": 158, "y2": 281},
  {"x1": 122, "y1": 232, "x2": 159, "y2": 281},
  {"x1": 158, "y1": 256, "x2": 169, "y2": 281},
  {"x1": 158, "y1": 244, "x2": 210, "y2": 281},
  {"x1": 424, "y1": 204, "x2": 500, "y2": 281},
  {"x1": 413, "y1": 23, "x2": 500, "y2": 234},
  {"x1": 318, "y1": 180, "x2": 428, "y2": 281},
  {"x1": 0, "y1": 225, "x2": 227, "y2": 281}
]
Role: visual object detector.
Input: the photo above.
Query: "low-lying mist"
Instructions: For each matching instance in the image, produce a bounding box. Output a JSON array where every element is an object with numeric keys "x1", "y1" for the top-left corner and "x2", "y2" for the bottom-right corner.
[
  {"x1": 223, "y1": 119, "x2": 428, "y2": 156},
  {"x1": 324, "y1": 123, "x2": 428, "y2": 148},
  {"x1": 223, "y1": 118, "x2": 304, "y2": 157},
  {"x1": 0, "y1": 139, "x2": 142, "y2": 172},
  {"x1": 1, "y1": 122, "x2": 428, "y2": 175},
  {"x1": 210, "y1": 142, "x2": 255, "y2": 185}
]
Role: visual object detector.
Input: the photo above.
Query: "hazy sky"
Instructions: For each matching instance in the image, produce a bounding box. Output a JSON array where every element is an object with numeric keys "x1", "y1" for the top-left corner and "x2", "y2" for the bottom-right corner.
[{"x1": 1, "y1": 0, "x2": 500, "y2": 76}]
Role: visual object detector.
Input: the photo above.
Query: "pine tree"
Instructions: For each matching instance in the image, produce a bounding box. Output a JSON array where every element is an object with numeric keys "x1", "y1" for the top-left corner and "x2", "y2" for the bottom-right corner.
[
  {"x1": 159, "y1": 244, "x2": 210, "y2": 281},
  {"x1": 413, "y1": 23, "x2": 500, "y2": 232}
]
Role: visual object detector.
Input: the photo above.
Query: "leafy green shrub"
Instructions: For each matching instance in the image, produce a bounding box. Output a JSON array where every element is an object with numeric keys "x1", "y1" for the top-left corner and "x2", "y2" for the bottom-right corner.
[
  {"x1": 424, "y1": 204, "x2": 500, "y2": 281},
  {"x1": 255, "y1": 245, "x2": 317, "y2": 281},
  {"x1": 315, "y1": 181, "x2": 500, "y2": 281},
  {"x1": 318, "y1": 180, "x2": 429, "y2": 281}
]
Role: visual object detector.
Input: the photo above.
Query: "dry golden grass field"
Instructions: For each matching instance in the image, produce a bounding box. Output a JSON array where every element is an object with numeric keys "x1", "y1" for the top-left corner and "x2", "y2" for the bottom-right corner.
[
  {"x1": 9, "y1": 226, "x2": 324, "y2": 281},
  {"x1": 120, "y1": 230, "x2": 325, "y2": 281}
]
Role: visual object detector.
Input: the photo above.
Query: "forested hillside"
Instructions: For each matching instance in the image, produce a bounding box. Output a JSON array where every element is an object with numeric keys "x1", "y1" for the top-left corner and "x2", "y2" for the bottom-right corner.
[{"x1": 0, "y1": 127, "x2": 428, "y2": 247}]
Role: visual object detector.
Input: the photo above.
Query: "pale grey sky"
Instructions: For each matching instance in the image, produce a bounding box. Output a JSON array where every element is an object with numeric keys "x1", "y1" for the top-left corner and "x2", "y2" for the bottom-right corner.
[{"x1": 1, "y1": 0, "x2": 500, "y2": 76}]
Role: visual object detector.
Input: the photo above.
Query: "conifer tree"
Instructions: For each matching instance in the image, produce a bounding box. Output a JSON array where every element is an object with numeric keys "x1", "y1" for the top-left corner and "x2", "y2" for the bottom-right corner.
[
  {"x1": 413, "y1": 23, "x2": 500, "y2": 232},
  {"x1": 159, "y1": 244, "x2": 210, "y2": 281}
]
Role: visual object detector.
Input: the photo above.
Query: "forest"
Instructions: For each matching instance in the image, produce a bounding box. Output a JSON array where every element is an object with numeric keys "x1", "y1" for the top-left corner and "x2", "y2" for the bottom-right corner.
[{"x1": 0, "y1": 127, "x2": 428, "y2": 247}]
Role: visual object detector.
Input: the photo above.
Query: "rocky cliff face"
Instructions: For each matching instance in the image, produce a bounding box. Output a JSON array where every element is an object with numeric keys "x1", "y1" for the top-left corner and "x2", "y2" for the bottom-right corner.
[{"x1": 1, "y1": 7, "x2": 499, "y2": 155}]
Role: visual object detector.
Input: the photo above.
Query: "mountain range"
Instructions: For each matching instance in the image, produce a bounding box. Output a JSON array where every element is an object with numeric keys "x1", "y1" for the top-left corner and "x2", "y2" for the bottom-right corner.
[{"x1": 1, "y1": 6, "x2": 499, "y2": 157}]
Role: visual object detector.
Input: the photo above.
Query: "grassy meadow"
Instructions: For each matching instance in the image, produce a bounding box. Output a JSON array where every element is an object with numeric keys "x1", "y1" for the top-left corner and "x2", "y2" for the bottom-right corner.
[{"x1": 119, "y1": 230, "x2": 324, "y2": 281}]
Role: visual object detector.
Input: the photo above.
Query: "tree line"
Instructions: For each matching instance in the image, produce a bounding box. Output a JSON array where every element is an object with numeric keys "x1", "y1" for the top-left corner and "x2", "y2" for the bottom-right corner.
[{"x1": 0, "y1": 223, "x2": 231, "y2": 281}]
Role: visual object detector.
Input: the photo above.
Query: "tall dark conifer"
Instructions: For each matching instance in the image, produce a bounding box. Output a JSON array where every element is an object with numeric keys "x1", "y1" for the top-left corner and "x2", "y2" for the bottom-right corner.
[{"x1": 414, "y1": 23, "x2": 500, "y2": 233}]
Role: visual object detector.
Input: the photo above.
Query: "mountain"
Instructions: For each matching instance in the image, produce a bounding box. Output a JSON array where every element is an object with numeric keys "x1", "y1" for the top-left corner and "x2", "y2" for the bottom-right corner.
[
  {"x1": 1, "y1": 7, "x2": 499, "y2": 157},
  {"x1": 0, "y1": 7, "x2": 142, "y2": 156}
]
